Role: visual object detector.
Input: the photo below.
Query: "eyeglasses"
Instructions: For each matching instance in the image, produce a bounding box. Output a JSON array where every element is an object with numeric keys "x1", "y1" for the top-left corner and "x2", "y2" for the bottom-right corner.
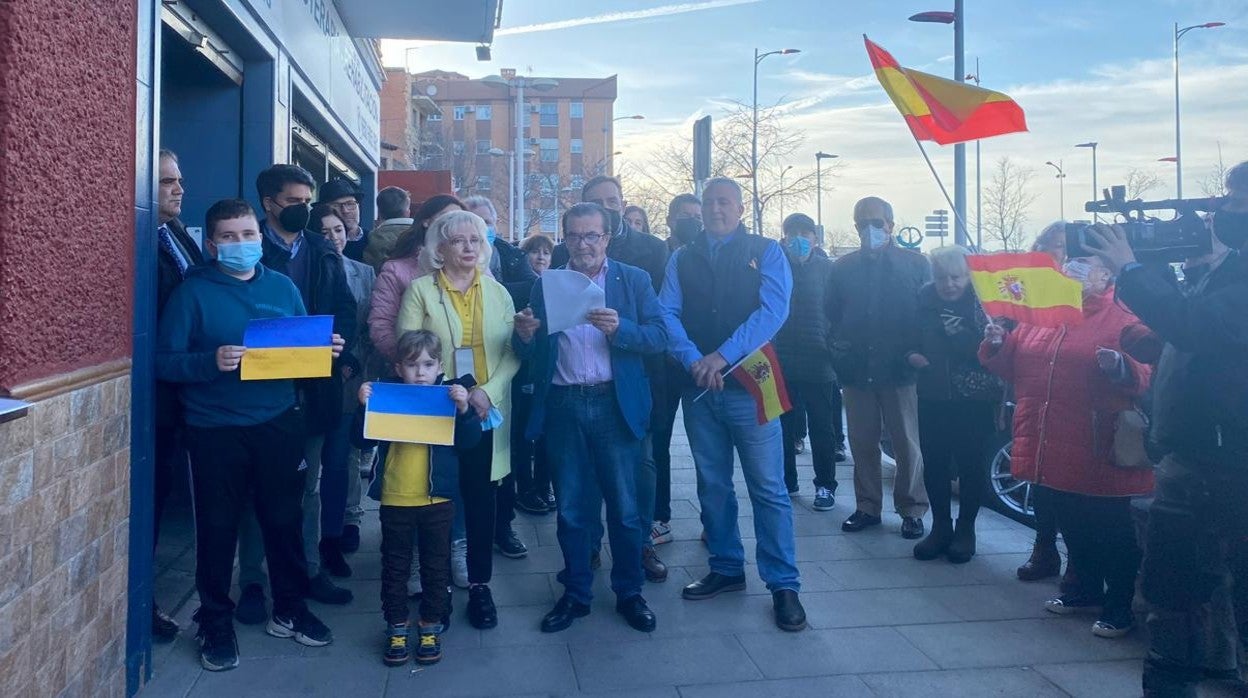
[
  {"x1": 334, "y1": 200, "x2": 360, "y2": 211},
  {"x1": 854, "y1": 218, "x2": 888, "y2": 230},
  {"x1": 564, "y1": 233, "x2": 606, "y2": 246},
  {"x1": 447, "y1": 237, "x2": 481, "y2": 249}
]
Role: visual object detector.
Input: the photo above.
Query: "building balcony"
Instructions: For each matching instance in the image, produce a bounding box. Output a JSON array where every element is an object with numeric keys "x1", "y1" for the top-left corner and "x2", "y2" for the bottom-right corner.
[{"x1": 333, "y1": 0, "x2": 501, "y2": 43}]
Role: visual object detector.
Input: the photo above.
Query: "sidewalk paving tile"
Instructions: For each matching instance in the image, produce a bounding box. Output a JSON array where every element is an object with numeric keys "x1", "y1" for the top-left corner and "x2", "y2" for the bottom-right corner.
[
  {"x1": 383, "y1": 644, "x2": 577, "y2": 696},
  {"x1": 859, "y1": 666, "x2": 1068, "y2": 696},
  {"x1": 735, "y1": 626, "x2": 939, "y2": 678},
  {"x1": 897, "y1": 618, "x2": 1147, "y2": 669},
  {"x1": 569, "y1": 635, "x2": 761, "y2": 692},
  {"x1": 675, "y1": 675, "x2": 874, "y2": 697}
]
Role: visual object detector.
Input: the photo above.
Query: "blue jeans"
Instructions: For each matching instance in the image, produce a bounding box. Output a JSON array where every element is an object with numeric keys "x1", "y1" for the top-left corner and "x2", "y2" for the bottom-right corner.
[
  {"x1": 589, "y1": 432, "x2": 656, "y2": 554},
  {"x1": 683, "y1": 387, "x2": 800, "y2": 592},
  {"x1": 547, "y1": 386, "x2": 646, "y2": 605}
]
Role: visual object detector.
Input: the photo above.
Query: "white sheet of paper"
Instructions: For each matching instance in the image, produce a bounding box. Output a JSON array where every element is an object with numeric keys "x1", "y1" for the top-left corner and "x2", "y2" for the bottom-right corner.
[{"x1": 541, "y1": 269, "x2": 606, "y2": 335}]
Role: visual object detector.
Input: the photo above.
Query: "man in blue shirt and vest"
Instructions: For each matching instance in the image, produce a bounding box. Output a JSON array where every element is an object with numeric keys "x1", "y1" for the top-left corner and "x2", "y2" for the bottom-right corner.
[{"x1": 659, "y1": 177, "x2": 806, "y2": 631}]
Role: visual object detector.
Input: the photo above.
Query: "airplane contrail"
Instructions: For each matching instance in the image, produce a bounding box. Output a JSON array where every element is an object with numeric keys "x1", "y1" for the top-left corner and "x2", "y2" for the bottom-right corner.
[{"x1": 496, "y1": 0, "x2": 763, "y2": 37}]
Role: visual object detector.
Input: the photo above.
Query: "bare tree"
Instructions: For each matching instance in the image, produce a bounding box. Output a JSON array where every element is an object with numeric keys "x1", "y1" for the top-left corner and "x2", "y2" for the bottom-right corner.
[
  {"x1": 978, "y1": 157, "x2": 1038, "y2": 252},
  {"x1": 1200, "y1": 142, "x2": 1229, "y2": 198},
  {"x1": 619, "y1": 100, "x2": 836, "y2": 238},
  {"x1": 1125, "y1": 167, "x2": 1162, "y2": 200}
]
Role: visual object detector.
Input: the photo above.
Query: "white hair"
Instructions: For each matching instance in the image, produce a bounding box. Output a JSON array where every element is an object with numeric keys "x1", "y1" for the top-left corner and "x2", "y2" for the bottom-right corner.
[
  {"x1": 423, "y1": 210, "x2": 493, "y2": 272},
  {"x1": 929, "y1": 245, "x2": 971, "y2": 277},
  {"x1": 462, "y1": 195, "x2": 498, "y2": 222}
]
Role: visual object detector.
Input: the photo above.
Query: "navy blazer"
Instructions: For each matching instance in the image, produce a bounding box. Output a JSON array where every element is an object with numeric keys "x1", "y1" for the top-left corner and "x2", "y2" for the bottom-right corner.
[{"x1": 518, "y1": 261, "x2": 668, "y2": 441}]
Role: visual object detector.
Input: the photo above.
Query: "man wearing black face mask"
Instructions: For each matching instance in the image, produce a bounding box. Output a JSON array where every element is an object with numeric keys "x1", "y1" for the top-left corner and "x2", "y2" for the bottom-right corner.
[
  {"x1": 666, "y1": 193, "x2": 703, "y2": 252},
  {"x1": 236, "y1": 164, "x2": 359, "y2": 614},
  {"x1": 550, "y1": 175, "x2": 672, "y2": 582},
  {"x1": 1085, "y1": 161, "x2": 1248, "y2": 698}
]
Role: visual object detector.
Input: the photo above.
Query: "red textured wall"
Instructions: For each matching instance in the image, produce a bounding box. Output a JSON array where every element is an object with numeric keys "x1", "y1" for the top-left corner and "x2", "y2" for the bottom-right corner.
[
  {"x1": 0, "y1": 0, "x2": 137, "y2": 390},
  {"x1": 378, "y1": 170, "x2": 455, "y2": 206}
]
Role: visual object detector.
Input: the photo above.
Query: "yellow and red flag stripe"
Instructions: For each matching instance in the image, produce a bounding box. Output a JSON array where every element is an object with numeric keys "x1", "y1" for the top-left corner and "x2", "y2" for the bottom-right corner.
[
  {"x1": 865, "y1": 37, "x2": 1028, "y2": 146},
  {"x1": 730, "y1": 343, "x2": 793, "y2": 425},
  {"x1": 967, "y1": 252, "x2": 1083, "y2": 328}
]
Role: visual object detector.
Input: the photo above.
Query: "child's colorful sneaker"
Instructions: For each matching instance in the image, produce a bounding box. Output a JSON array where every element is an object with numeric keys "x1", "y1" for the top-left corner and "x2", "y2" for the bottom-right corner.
[
  {"x1": 415, "y1": 623, "x2": 443, "y2": 665},
  {"x1": 383, "y1": 623, "x2": 410, "y2": 666}
]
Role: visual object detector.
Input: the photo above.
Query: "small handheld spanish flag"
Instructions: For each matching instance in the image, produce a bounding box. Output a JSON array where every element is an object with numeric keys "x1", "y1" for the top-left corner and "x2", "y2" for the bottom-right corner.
[
  {"x1": 240, "y1": 315, "x2": 334, "y2": 381},
  {"x1": 730, "y1": 343, "x2": 792, "y2": 425},
  {"x1": 967, "y1": 252, "x2": 1083, "y2": 328},
  {"x1": 364, "y1": 383, "x2": 457, "y2": 445}
]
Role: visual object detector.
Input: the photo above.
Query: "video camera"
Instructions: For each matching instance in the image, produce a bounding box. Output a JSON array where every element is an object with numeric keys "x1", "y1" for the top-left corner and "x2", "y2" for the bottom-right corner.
[{"x1": 1066, "y1": 184, "x2": 1226, "y2": 263}]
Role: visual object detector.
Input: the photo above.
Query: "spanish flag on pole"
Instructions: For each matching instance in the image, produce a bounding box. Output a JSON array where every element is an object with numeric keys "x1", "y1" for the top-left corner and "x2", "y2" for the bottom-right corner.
[
  {"x1": 864, "y1": 36, "x2": 1027, "y2": 145},
  {"x1": 730, "y1": 343, "x2": 792, "y2": 425},
  {"x1": 967, "y1": 253, "x2": 1083, "y2": 327}
]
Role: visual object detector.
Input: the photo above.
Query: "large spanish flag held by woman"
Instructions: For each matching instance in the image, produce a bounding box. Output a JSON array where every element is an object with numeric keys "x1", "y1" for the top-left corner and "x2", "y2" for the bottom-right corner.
[
  {"x1": 864, "y1": 36, "x2": 1028, "y2": 145},
  {"x1": 968, "y1": 253, "x2": 1083, "y2": 327}
]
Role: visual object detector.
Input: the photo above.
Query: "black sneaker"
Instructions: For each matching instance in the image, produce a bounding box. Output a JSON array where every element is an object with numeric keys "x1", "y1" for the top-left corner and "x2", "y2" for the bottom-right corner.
[
  {"x1": 467, "y1": 584, "x2": 498, "y2": 629},
  {"x1": 195, "y1": 617, "x2": 239, "y2": 672},
  {"x1": 235, "y1": 583, "x2": 268, "y2": 625},
  {"x1": 1092, "y1": 609, "x2": 1135, "y2": 638},
  {"x1": 515, "y1": 490, "x2": 550, "y2": 515},
  {"x1": 1045, "y1": 593, "x2": 1104, "y2": 615},
  {"x1": 414, "y1": 624, "x2": 444, "y2": 665},
  {"x1": 341, "y1": 524, "x2": 361, "y2": 553},
  {"x1": 307, "y1": 571, "x2": 354, "y2": 605},
  {"x1": 153, "y1": 603, "x2": 180, "y2": 641},
  {"x1": 383, "y1": 623, "x2": 409, "y2": 666},
  {"x1": 267, "y1": 609, "x2": 334, "y2": 647},
  {"x1": 495, "y1": 529, "x2": 529, "y2": 558},
  {"x1": 834, "y1": 447, "x2": 848, "y2": 463},
  {"x1": 319, "y1": 537, "x2": 353, "y2": 578}
]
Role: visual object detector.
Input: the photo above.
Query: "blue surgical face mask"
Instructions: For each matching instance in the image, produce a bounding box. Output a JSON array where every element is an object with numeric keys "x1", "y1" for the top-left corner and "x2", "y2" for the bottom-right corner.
[
  {"x1": 214, "y1": 240, "x2": 263, "y2": 273},
  {"x1": 867, "y1": 225, "x2": 889, "y2": 250},
  {"x1": 786, "y1": 236, "x2": 812, "y2": 259},
  {"x1": 485, "y1": 225, "x2": 497, "y2": 244}
]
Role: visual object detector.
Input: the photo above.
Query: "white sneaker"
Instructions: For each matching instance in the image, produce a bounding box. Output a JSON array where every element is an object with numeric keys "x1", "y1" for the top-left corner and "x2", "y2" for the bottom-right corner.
[
  {"x1": 650, "y1": 521, "x2": 673, "y2": 546},
  {"x1": 451, "y1": 538, "x2": 469, "y2": 589}
]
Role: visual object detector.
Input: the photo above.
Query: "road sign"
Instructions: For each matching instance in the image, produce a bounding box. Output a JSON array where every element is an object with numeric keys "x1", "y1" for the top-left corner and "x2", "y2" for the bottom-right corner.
[
  {"x1": 692, "y1": 116, "x2": 712, "y2": 185},
  {"x1": 925, "y1": 209, "x2": 949, "y2": 237},
  {"x1": 897, "y1": 226, "x2": 923, "y2": 248}
]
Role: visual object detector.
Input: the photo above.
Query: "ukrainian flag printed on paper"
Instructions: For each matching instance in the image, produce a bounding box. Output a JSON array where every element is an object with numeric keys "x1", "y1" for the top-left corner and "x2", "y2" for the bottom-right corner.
[
  {"x1": 240, "y1": 315, "x2": 334, "y2": 381},
  {"x1": 364, "y1": 383, "x2": 457, "y2": 446}
]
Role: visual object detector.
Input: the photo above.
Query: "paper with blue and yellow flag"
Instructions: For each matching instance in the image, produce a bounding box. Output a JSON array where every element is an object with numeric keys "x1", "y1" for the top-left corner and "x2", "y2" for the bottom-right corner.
[
  {"x1": 364, "y1": 383, "x2": 457, "y2": 445},
  {"x1": 240, "y1": 315, "x2": 334, "y2": 381}
]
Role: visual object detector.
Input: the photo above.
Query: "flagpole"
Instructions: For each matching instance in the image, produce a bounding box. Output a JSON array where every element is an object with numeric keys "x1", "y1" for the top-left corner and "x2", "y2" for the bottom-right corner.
[{"x1": 909, "y1": 132, "x2": 972, "y2": 251}]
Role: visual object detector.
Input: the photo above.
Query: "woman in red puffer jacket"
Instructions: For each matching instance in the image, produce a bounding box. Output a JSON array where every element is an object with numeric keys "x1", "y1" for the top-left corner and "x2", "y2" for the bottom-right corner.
[{"x1": 979, "y1": 255, "x2": 1153, "y2": 639}]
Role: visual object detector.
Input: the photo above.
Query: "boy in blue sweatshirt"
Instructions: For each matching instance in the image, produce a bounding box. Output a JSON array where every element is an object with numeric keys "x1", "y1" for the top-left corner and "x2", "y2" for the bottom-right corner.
[{"x1": 156, "y1": 198, "x2": 345, "y2": 672}]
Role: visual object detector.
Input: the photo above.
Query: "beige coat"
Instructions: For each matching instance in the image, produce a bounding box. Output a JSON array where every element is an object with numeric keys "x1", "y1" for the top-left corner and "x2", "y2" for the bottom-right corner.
[{"x1": 397, "y1": 273, "x2": 519, "y2": 481}]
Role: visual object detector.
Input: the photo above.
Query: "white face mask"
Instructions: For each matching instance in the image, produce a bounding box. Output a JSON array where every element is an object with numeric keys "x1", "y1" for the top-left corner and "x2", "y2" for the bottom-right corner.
[
  {"x1": 867, "y1": 225, "x2": 889, "y2": 250},
  {"x1": 1062, "y1": 259, "x2": 1092, "y2": 282}
]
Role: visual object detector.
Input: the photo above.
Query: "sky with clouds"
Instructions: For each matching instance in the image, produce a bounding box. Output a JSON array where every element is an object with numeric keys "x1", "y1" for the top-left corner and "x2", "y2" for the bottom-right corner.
[{"x1": 382, "y1": 0, "x2": 1248, "y2": 248}]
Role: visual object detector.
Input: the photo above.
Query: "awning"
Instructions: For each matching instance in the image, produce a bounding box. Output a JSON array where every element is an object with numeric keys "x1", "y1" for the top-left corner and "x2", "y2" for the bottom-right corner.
[{"x1": 333, "y1": 0, "x2": 501, "y2": 43}]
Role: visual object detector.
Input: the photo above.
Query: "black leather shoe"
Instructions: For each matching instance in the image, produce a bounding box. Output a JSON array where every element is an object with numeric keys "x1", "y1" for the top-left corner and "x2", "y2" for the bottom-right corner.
[
  {"x1": 773, "y1": 589, "x2": 807, "y2": 632},
  {"x1": 340, "y1": 524, "x2": 360, "y2": 553},
  {"x1": 467, "y1": 584, "x2": 498, "y2": 629},
  {"x1": 515, "y1": 490, "x2": 551, "y2": 515},
  {"x1": 307, "y1": 572, "x2": 353, "y2": 605},
  {"x1": 319, "y1": 538, "x2": 352, "y2": 578},
  {"x1": 901, "y1": 517, "x2": 925, "y2": 540},
  {"x1": 540, "y1": 595, "x2": 590, "y2": 633},
  {"x1": 682, "y1": 572, "x2": 747, "y2": 600},
  {"x1": 495, "y1": 529, "x2": 529, "y2": 559},
  {"x1": 841, "y1": 510, "x2": 882, "y2": 532},
  {"x1": 616, "y1": 595, "x2": 657, "y2": 632}
]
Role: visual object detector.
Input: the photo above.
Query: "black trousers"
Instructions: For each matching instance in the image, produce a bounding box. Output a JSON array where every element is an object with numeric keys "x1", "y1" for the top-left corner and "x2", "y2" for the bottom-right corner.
[
  {"x1": 1046, "y1": 486, "x2": 1141, "y2": 615},
  {"x1": 1143, "y1": 456, "x2": 1248, "y2": 695},
  {"x1": 650, "y1": 361, "x2": 686, "y2": 523},
  {"x1": 1033, "y1": 483, "x2": 1060, "y2": 546},
  {"x1": 918, "y1": 399, "x2": 995, "y2": 524},
  {"x1": 153, "y1": 423, "x2": 185, "y2": 549},
  {"x1": 460, "y1": 432, "x2": 497, "y2": 584},
  {"x1": 185, "y1": 408, "x2": 308, "y2": 625},
  {"x1": 380, "y1": 502, "x2": 454, "y2": 625},
  {"x1": 781, "y1": 381, "x2": 840, "y2": 492},
  {"x1": 509, "y1": 381, "x2": 551, "y2": 500}
]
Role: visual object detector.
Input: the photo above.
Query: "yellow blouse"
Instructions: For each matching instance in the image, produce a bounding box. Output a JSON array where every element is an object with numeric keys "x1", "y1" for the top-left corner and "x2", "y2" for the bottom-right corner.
[{"x1": 440, "y1": 270, "x2": 488, "y2": 383}]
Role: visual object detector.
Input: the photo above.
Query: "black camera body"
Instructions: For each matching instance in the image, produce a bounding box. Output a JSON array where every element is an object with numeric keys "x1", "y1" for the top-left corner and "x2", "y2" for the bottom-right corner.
[{"x1": 1068, "y1": 185, "x2": 1225, "y2": 263}]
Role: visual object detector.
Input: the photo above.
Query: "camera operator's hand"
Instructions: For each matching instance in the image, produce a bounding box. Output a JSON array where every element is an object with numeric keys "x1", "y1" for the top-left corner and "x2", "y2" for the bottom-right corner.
[{"x1": 1083, "y1": 224, "x2": 1136, "y2": 275}]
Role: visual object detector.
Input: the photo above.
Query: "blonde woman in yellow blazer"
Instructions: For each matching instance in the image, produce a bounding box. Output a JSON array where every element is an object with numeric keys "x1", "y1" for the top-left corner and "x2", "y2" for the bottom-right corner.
[{"x1": 396, "y1": 209, "x2": 519, "y2": 630}]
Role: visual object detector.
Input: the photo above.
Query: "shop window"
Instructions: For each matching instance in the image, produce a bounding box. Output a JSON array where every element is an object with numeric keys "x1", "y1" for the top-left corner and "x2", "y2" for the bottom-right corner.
[
  {"x1": 475, "y1": 105, "x2": 491, "y2": 120},
  {"x1": 570, "y1": 102, "x2": 584, "y2": 119},
  {"x1": 540, "y1": 102, "x2": 558, "y2": 127},
  {"x1": 539, "y1": 138, "x2": 559, "y2": 163},
  {"x1": 453, "y1": 106, "x2": 467, "y2": 121},
  {"x1": 570, "y1": 139, "x2": 583, "y2": 154}
]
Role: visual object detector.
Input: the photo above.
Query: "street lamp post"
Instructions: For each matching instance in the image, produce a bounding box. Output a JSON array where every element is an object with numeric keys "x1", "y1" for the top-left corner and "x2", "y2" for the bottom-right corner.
[
  {"x1": 753, "y1": 47, "x2": 800, "y2": 233},
  {"x1": 966, "y1": 61, "x2": 983, "y2": 249},
  {"x1": 815, "y1": 151, "x2": 837, "y2": 236},
  {"x1": 1075, "y1": 142, "x2": 1098, "y2": 221},
  {"x1": 1045, "y1": 160, "x2": 1066, "y2": 220},
  {"x1": 909, "y1": 3, "x2": 968, "y2": 247},
  {"x1": 1174, "y1": 21, "x2": 1226, "y2": 199},
  {"x1": 483, "y1": 74, "x2": 558, "y2": 241}
]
